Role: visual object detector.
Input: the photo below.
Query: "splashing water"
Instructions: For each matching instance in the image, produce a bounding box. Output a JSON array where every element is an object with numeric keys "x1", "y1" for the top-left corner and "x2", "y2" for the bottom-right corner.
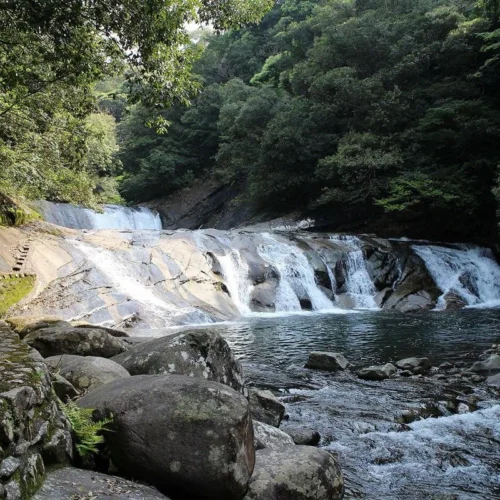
[
  {"x1": 257, "y1": 234, "x2": 335, "y2": 312},
  {"x1": 413, "y1": 244, "x2": 500, "y2": 308}
]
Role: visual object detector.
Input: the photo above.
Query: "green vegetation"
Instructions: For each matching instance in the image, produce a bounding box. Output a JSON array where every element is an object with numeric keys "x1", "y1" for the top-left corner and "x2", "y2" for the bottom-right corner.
[
  {"x1": 0, "y1": 275, "x2": 35, "y2": 316},
  {"x1": 0, "y1": 0, "x2": 272, "y2": 212},
  {"x1": 58, "y1": 400, "x2": 113, "y2": 458},
  {"x1": 117, "y1": 0, "x2": 500, "y2": 242}
]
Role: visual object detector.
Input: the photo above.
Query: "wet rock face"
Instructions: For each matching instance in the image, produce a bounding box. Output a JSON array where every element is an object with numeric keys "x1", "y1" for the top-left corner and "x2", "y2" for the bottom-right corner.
[
  {"x1": 45, "y1": 355, "x2": 130, "y2": 393},
  {"x1": 250, "y1": 281, "x2": 278, "y2": 312},
  {"x1": 23, "y1": 326, "x2": 128, "y2": 358},
  {"x1": 243, "y1": 446, "x2": 344, "y2": 500},
  {"x1": 396, "y1": 357, "x2": 431, "y2": 374},
  {"x1": 111, "y1": 330, "x2": 247, "y2": 396},
  {"x1": 0, "y1": 325, "x2": 72, "y2": 498},
  {"x1": 358, "y1": 363, "x2": 397, "y2": 381},
  {"x1": 469, "y1": 354, "x2": 500, "y2": 373},
  {"x1": 78, "y1": 375, "x2": 255, "y2": 499},
  {"x1": 280, "y1": 426, "x2": 321, "y2": 446},
  {"x1": 305, "y1": 352, "x2": 349, "y2": 372},
  {"x1": 249, "y1": 389, "x2": 285, "y2": 428},
  {"x1": 33, "y1": 467, "x2": 170, "y2": 500},
  {"x1": 253, "y1": 421, "x2": 294, "y2": 450}
]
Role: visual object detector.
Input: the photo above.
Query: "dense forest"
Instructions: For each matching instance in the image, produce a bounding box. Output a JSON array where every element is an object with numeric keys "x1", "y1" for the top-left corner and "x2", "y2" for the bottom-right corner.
[{"x1": 1, "y1": 0, "x2": 500, "y2": 241}]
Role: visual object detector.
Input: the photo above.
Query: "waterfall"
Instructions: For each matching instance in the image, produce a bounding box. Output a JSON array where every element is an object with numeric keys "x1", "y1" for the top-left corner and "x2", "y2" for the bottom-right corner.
[
  {"x1": 330, "y1": 236, "x2": 377, "y2": 309},
  {"x1": 413, "y1": 244, "x2": 500, "y2": 308},
  {"x1": 257, "y1": 234, "x2": 335, "y2": 312},
  {"x1": 216, "y1": 250, "x2": 254, "y2": 315},
  {"x1": 35, "y1": 200, "x2": 162, "y2": 230}
]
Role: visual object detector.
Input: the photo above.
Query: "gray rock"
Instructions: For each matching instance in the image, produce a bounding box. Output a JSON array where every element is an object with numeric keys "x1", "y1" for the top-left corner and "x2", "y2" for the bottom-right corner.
[
  {"x1": 111, "y1": 330, "x2": 246, "y2": 396},
  {"x1": 396, "y1": 357, "x2": 431, "y2": 373},
  {"x1": 486, "y1": 373, "x2": 500, "y2": 387},
  {"x1": 33, "y1": 467, "x2": 169, "y2": 499},
  {"x1": 304, "y1": 352, "x2": 349, "y2": 372},
  {"x1": 253, "y1": 421, "x2": 294, "y2": 450},
  {"x1": 249, "y1": 389, "x2": 285, "y2": 427},
  {"x1": 250, "y1": 281, "x2": 278, "y2": 312},
  {"x1": 78, "y1": 375, "x2": 254, "y2": 499},
  {"x1": 45, "y1": 355, "x2": 130, "y2": 392},
  {"x1": 50, "y1": 372, "x2": 79, "y2": 401},
  {"x1": 280, "y1": 426, "x2": 321, "y2": 446},
  {"x1": 24, "y1": 326, "x2": 128, "y2": 358},
  {"x1": 71, "y1": 323, "x2": 129, "y2": 338},
  {"x1": 358, "y1": 363, "x2": 396, "y2": 381},
  {"x1": 243, "y1": 446, "x2": 344, "y2": 500},
  {"x1": 0, "y1": 458, "x2": 21, "y2": 479},
  {"x1": 470, "y1": 354, "x2": 500, "y2": 373}
]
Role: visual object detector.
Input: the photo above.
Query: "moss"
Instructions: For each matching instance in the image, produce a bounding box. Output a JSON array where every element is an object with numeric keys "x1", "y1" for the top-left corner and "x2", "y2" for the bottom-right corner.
[
  {"x1": 0, "y1": 275, "x2": 35, "y2": 317},
  {"x1": 0, "y1": 193, "x2": 41, "y2": 227}
]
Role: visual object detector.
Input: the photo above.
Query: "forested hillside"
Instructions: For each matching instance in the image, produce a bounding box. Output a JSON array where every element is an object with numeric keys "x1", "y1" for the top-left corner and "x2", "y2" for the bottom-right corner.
[{"x1": 117, "y1": 0, "x2": 500, "y2": 242}]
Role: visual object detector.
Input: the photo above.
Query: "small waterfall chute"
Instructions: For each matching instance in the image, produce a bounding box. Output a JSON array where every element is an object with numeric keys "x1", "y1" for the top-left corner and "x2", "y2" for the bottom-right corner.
[
  {"x1": 216, "y1": 250, "x2": 254, "y2": 315},
  {"x1": 330, "y1": 235, "x2": 378, "y2": 309},
  {"x1": 257, "y1": 234, "x2": 335, "y2": 312},
  {"x1": 35, "y1": 201, "x2": 162, "y2": 230},
  {"x1": 413, "y1": 244, "x2": 500, "y2": 308}
]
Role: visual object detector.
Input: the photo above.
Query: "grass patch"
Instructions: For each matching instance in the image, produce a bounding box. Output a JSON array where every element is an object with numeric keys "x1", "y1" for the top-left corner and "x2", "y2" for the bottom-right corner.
[{"x1": 0, "y1": 275, "x2": 35, "y2": 316}]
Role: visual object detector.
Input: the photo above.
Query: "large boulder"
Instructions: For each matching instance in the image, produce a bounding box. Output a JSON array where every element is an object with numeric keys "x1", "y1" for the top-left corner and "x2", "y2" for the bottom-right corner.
[
  {"x1": 45, "y1": 355, "x2": 130, "y2": 392},
  {"x1": 305, "y1": 352, "x2": 349, "y2": 372},
  {"x1": 469, "y1": 354, "x2": 500, "y2": 373},
  {"x1": 243, "y1": 446, "x2": 344, "y2": 500},
  {"x1": 111, "y1": 330, "x2": 246, "y2": 396},
  {"x1": 70, "y1": 323, "x2": 129, "y2": 338},
  {"x1": 280, "y1": 426, "x2": 321, "y2": 446},
  {"x1": 249, "y1": 389, "x2": 285, "y2": 427},
  {"x1": 5, "y1": 316, "x2": 70, "y2": 338},
  {"x1": 250, "y1": 281, "x2": 278, "y2": 312},
  {"x1": 33, "y1": 467, "x2": 170, "y2": 499},
  {"x1": 253, "y1": 421, "x2": 294, "y2": 450},
  {"x1": 24, "y1": 326, "x2": 128, "y2": 358},
  {"x1": 358, "y1": 363, "x2": 396, "y2": 381},
  {"x1": 78, "y1": 375, "x2": 255, "y2": 499}
]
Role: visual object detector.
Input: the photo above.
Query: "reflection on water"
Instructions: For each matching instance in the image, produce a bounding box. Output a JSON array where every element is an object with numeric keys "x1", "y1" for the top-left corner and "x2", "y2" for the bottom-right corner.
[{"x1": 196, "y1": 309, "x2": 500, "y2": 499}]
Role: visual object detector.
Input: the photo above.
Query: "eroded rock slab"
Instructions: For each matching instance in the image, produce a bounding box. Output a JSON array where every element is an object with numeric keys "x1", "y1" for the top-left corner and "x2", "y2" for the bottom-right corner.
[{"x1": 249, "y1": 389, "x2": 285, "y2": 428}]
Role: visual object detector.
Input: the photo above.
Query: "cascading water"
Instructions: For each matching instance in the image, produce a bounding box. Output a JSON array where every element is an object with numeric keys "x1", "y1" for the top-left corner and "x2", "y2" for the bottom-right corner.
[
  {"x1": 413, "y1": 244, "x2": 500, "y2": 308},
  {"x1": 257, "y1": 234, "x2": 335, "y2": 312},
  {"x1": 216, "y1": 250, "x2": 254, "y2": 315},
  {"x1": 35, "y1": 200, "x2": 162, "y2": 230},
  {"x1": 330, "y1": 236, "x2": 378, "y2": 309}
]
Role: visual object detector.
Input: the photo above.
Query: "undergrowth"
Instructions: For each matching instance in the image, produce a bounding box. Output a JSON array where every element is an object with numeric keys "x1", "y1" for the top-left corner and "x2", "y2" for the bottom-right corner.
[{"x1": 58, "y1": 400, "x2": 113, "y2": 458}]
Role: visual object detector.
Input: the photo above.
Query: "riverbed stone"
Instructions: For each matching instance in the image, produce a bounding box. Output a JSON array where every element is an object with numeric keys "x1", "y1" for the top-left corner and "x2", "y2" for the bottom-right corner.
[
  {"x1": 33, "y1": 467, "x2": 170, "y2": 499},
  {"x1": 305, "y1": 352, "x2": 349, "y2": 372},
  {"x1": 243, "y1": 446, "x2": 344, "y2": 500},
  {"x1": 469, "y1": 354, "x2": 500, "y2": 373},
  {"x1": 24, "y1": 325, "x2": 128, "y2": 358},
  {"x1": 253, "y1": 421, "x2": 294, "y2": 450},
  {"x1": 249, "y1": 389, "x2": 285, "y2": 427},
  {"x1": 111, "y1": 330, "x2": 246, "y2": 396},
  {"x1": 77, "y1": 375, "x2": 255, "y2": 499},
  {"x1": 280, "y1": 426, "x2": 321, "y2": 446},
  {"x1": 358, "y1": 363, "x2": 396, "y2": 381},
  {"x1": 396, "y1": 357, "x2": 431, "y2": 373},
  {"x1": 486, "y1": 373, "x2": 500, "y2": 387},
  {"x1": 45, "y1": 354, "x2": 130, "y2": 392}
]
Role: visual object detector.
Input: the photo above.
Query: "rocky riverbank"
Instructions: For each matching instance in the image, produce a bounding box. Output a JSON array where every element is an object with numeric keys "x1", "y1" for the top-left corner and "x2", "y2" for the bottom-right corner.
[{"x1": 0, "y1": 317, "x2": 345, "y2": 499}]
